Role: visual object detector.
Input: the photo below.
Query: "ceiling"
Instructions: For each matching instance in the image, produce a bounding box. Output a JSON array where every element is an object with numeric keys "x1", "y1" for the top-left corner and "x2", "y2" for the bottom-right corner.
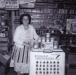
[
  {"x1": 35, "y1": 0, "x2": 76, "y2": 9},
  {"x1": 36, "y1": 0, "x2": 76, "y2": 3}
]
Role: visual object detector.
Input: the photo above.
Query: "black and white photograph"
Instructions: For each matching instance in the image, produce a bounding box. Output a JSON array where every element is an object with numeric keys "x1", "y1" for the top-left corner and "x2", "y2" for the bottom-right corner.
[{"x1": 0, "y1": 0, "x2": 76, "y2": 75}]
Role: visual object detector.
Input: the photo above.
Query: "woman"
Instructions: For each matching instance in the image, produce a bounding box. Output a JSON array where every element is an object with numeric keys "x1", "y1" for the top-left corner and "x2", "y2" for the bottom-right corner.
[{"x1": 10, "y1": 14, "x2": 39, "y2": 75}]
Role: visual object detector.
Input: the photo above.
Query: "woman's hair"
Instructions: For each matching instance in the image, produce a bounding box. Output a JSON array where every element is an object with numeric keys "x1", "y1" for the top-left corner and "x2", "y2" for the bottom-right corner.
[{"x1": 20, "y1": 14, "x2": 31, "y2": 24}]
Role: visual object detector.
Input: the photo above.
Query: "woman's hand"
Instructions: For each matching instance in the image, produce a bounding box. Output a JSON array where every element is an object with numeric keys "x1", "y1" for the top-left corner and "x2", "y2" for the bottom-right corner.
[{"x1": 23, "y1": 42, "x2": 30, "y2": 47}]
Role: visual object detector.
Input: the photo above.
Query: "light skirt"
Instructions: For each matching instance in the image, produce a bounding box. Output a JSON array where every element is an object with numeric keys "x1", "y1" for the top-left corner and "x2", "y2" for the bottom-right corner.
[{"x1": 10, "y1": 45, "x2": 30, "y2": 74}]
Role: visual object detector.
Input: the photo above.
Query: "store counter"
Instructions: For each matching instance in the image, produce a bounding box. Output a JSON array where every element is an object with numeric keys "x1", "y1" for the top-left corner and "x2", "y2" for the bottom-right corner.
[{"x1": 29, "y1": 48, "x2": 65, "y2": 75}]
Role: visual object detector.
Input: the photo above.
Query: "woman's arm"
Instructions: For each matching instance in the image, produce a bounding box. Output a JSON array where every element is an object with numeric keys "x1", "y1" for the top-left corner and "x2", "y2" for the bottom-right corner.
[
  {"x1": 13, "y1": 26, "x2": 23, "y2": 48},
  {"x1": 33, "y1": 27, "x2": 40, "y2": 42}
]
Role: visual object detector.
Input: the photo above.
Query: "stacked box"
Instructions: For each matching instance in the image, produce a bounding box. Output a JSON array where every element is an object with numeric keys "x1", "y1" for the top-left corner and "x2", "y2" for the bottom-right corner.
[{"x1": 0, "y1": 37, "x2": 8, "y2": 52}]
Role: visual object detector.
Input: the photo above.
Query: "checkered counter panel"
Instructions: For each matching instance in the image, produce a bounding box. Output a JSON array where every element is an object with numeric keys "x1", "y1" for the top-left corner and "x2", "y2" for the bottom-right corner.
[{"x1": 30, "y1": 51, "x2": 65, "y2": 75}]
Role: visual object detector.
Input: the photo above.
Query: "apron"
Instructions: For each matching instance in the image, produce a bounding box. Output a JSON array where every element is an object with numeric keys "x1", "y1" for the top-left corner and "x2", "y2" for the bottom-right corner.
[{"x1": 10, "y1": 44, "x2": 30, "y2": 74}]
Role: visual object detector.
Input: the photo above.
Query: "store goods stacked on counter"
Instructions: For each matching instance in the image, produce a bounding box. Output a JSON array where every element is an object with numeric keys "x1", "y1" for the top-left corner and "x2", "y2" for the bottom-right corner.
[{"x1": 33, "y1": 29, "x2": 60, "y2": 52}]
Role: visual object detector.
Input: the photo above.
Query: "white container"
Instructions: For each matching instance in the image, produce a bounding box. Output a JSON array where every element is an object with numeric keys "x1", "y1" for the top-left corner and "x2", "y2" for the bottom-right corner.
[
  {"x1": 53, "y1": 41, "x2": 58, "y2": 49},
  {"x1": 42, "y1": 37, "x2": 45, "y2": 43},
  {"x1": 51, "y1": 37, "x2": 54, "y2": 43},
  {"x1": 46, "y1": 33, "x2": 50, "y2": 38},
  {"x1": 46, "y1": 37, "x2": 49, "y2": 42}
]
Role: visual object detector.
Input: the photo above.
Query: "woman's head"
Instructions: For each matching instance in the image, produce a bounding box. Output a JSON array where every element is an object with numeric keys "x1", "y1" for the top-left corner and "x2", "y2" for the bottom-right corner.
[{"x1": 20, "y1": 14, "x2": 31, "y2": 25}]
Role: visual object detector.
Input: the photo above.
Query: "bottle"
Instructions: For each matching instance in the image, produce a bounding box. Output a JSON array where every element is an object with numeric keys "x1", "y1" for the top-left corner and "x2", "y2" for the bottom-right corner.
[
  {"x1": 42, "y1": 37, "x2": 45, "y2": 43},
  {"x1": 38, "y1": 38, "x2": 41, "y2": 48},
  {"x1": 53, "y1": 39, "x2": 58, "y2": 49},
  {"x1": 50, "y1": 37, "x2": 54, "y2": 49},
  {"x1": 46, "y1": 33, "x2": 50, "y2": 42}
]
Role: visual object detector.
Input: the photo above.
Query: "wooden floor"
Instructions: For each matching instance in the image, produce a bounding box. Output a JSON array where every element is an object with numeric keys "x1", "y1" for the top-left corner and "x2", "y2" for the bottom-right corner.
[
  {"x1": 5, "y1": 68, "x2": 17, "y2": 75},
  {"x1": 0, "y1": 61, "x2": 17, "y2": 75},
  {"x1": 0, "y1": 61, "x2": 76, "y2": 75}
]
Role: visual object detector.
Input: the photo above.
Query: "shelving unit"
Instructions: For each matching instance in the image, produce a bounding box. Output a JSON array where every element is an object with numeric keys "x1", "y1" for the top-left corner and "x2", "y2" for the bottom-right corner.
[{"x1": 0, "y1": 10, "x2": 9, "y2": 54}]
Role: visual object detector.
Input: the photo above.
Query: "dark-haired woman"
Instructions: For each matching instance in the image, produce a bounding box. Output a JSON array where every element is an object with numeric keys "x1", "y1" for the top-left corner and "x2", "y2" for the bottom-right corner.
[{"x1": 10, "y1": 14, "x2": 39, "y2": 75}]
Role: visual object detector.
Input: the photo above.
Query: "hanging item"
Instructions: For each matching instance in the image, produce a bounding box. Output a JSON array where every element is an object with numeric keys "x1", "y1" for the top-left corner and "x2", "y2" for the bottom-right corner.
[
  {"x1": 19, "y1": 0, "x2": 36, "y2": 8},
  {"x1": 5, "y1": 0, "x2": 19, "y2": 9},
  {"x1": 66, "y1": 19, "x2": 76, "y2": 34},
  {"x1": 19, "y1": 0, "x2": 36, "y2": 4},
  {"x1": 0, "y1": 0, "x2": 5, "y2": 8},
  {"x1": 0, "y1": 0, "x2": 36, "y2": 9}
]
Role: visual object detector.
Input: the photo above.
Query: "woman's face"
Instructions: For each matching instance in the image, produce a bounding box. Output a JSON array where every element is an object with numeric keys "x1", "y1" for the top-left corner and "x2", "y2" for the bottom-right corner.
[{"x1": 22, "y1": 16, "x2": 29, "y2": 26}]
